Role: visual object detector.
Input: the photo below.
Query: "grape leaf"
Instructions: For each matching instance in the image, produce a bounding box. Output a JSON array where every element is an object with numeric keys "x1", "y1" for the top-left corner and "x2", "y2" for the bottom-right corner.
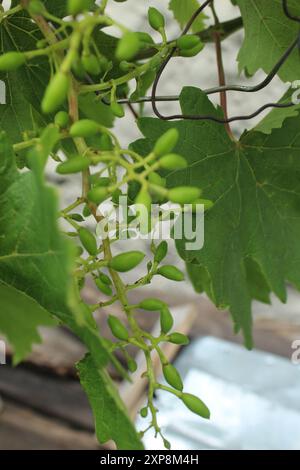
[
  {"x1": 0, "y1": 9, "x2": 50, "y2": 142},
  {"x1": 254, "y1": 87, "x2": 300, "y2": 134},
  {"x1": 133, "y1": 87, "x2": 300, "y2": 348},
  {"x1": 77, "y1": 354, "x2": 144, "y2": 450},
  {"x1": 236, "y1": 0, "x2": 300, "y2": 82},
  {"x1": 0, "y1": 281, "x2": 56, "y2": 364},
  {"x1": 169, "y1": 0, "x2": 206, "y2": 32}
]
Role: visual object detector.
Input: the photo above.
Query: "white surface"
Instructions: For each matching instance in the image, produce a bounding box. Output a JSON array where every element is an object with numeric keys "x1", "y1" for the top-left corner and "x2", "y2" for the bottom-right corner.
[{"x1": 136, "y1": 337, "x2": 300, "y2": 450}]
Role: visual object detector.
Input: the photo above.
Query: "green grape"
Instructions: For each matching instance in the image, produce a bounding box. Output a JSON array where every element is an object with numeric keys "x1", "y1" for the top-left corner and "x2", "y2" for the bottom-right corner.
[
  {"x1": 91, "y1": 176, "x2": 110, "y2": 187},
  {"x1": 82, "y1": 53, "x2": 101, "y2": 75},
  {"x1": 180, "y1": 42, "x2": 204, "y2": 57},
  {"x1": 160, "y1": 306, "x2": 174, "y2": 334},
  {"x1": 83, "y1": 204, "x2": 91, "y2": 217},
  {"x1": 99, "y1": 134, "x2": 113, "y2": 151},
  {"x1": 163, "y1": 364, "x2": 183, "y2": 391},
  {"x1": 87, "y1": 187, "x2": 109, "y2": 204},
  {"x1": 0, "y1": 52, "x2": 26, "y2": 71},
  {"x1": 181, "y1": 393, "x2": 210, "y2": 419},
  {"x1": 72, "y1": 57, "x2": 86, "y2": 79},
  {"x1": 78, "y1": 227, "x2": 98, "y2": 256},
  {"x1": 110, "y1": 102, "x2": 125, "y2": 118},
  {"x1": 191, "y1": 198, "x2": 214, "y2": 212},
  {"x1": 154, "y1": 129, "x2": 179, "y2": 156},
  {"x1": 140, "y1": 407, "x2": 148, "y2": 418},
  {"x1": 168, "y1": 332, "x2": 189, "y2": 345},
  {"x1": 135, "y1": 188, "x2": 152, "y2": 212},
  {"x1": 159, "y1": 153, "x2": 187, "y2": 170},
  {"x1": 95, "y1": 278, "x2": 113, "y2": 296},
  {"x1": 168, "y1": 187, "x2": 201, "y2": 204},
  {"x1": 127, "y1": 357, "x2": 138, "y2": 373},
  {"x1": 154, "y1": 241, "x2": 168, "y2": 264},
  {"x1": 56, "y1": 156, "x2": 90, "y2": 174},
  {"x1": 109, "y1": 251, "x2": 145, "y2": 272},
  {"x1": 163, "y1": 439, "x2": 171, "y2": 450},
  {"x1": 70, "y1": 213, "x2": 84, "y2": 222},
  {"x1": 148, "y1": 171, "x2": 166, "y2": 188},
  {"x1": 157, "y1": 265, "x2": 185, "y2": 282},
  {"x1": 99, "y1": 272, "x2": 112, "y2": 286},
  {"x1": 148, "y1": 7, "x2": 165, "y2": 31},
  {"x1": 116, "y1": 32, "x2": 141, "y2": 61},
  {"x1": 70, "y1": 119, "x2": 100, "y2": 138},
  {"x1": 108, "y1": 315, "x2": 129, "y2": 341},
  {"x1": 42, "y1": 72, "x2": 70, "y2": 114},
  {"x1": 139, "y1": 298, "x2": 165, "y2": 311},
  {"x1": 54, "y1": 111, "x2": 69, "y2": 129},
  {"x1": 177, "y1": 34, "x2": 201, "y2": 50}
]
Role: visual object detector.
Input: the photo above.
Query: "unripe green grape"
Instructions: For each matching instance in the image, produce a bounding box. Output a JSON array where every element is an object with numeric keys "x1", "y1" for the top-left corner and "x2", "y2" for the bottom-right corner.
[
  {"x1": 110, "y1": 101, "x2": 125, "y2": 118},
  {"x1": 42, "y1": 72, "x2": 70, "y2": 114},
  {"x1": 83, "y1": 204, "x2": 91, "y2": 217},
  {"x1": 163, "y1": 439, "x2": 171, "y2": 450},
  {"x1": 181, "y1": 393, "x2": 210, "y2": 419},
  {"x1": 87, "y1": 186, "x2": 109, "y2": 205},
  {"x1": 72, "y1": 57, "x2": 86, "y2": 79},
  {"x1": 191, "y1": 198, "x2": 214, "y2": 212},
  {"x1": 160, "y1": 306, "x2": 174, "y2": 334},
  {"x1": 78, "y1": 227, "x2": 98, "y2": 256},
  {"x1": 54, "y1": 111, "x2": 69, "y2": 129},
  {"x1": 159, "y1": 153, "x2": 187, "y2": 171},
  {"x1": 127, "y1": 357, "x2": 138, "y2": 373},
  {"x1": 154, "y1": 128, "x2": 179, "y2": 157},
  {"x1": 91, "y1": 176, "x2": 110, "y2": 188},
  {"x1": 180, "y1": 42, "x2": 204, "y2": 58},
  {"x1": 70, "y1": 119, "x2": 100, "y2": 138},
  {"x1": 168, "y1": 332, "x2": 189, "y2": 345},
  {"x1": 56, "y1": 156, "x2": 90, "y2": 174},
  {"x1": 109, "y1": 251, "x2": 145, "y2": 272},
  {"x1": 95, "y1": 277, "x2": 112, "y2": 296},
  {"x1": 140, "y1": 407, "x2": 148, "y2": 418},
  {"x1": 108, "y1": 315, "x2": 129, "y2": 341},
  {"x1": 168, "y1": 187, "x2": 201, "y2": 204},
  {"x1": 154, "y1": 240, "x2": 168, "y2": 264},
  {"x1": 177, "y1": 34, "x2": 201, "y2": 50},
  {"x1": 99, "y1": 134, "x2": 113, "y2": 151},
  {"x1": 99, "y1": 272, "x2": 112, "y2": 286},
  {"x1": 148, "y1": 171, "x2": 166, "y2": 187},
  {"x1": 82, "y1": 53, "x2": 101, "y2": 75},
  {"x1": 0, "y1": 52, "x2": 26, "y2": 71},
  {"x1": 135, "y1": 188, "x2": 152, "y2": 212},
  {"x1": 148, "y1": 7, "x2": 165, "y2": 31},
  {"x1": 68, "y1": 0, "x2": 94, "y2": 16},
  {"x1": 116, "y1": 32, "x2": 141, "y2": 61},
  {"x1": 70, "y1": 213, "x2": 84, "y2": 222},
  {"x1": 163, "y1": 364, "x2": 183, "y2": 391},
  {"x1": 139, "y1": 298, "x2": 165, "y2": 311},
  {"x1": 28, "y1": 0, "x2": 45, "y2": 15},
  {"x1": 157, "y1": 265, "x2": 185, "y2": 282},
  {"x1": 119, "y1": 61, "x2": 132, "y2": 72}
]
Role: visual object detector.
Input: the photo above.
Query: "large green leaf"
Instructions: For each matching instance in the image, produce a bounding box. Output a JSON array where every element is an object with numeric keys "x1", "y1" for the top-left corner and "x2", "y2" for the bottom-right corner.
[
  {"x1": 132, "y1": 87, "x2": 300, "y2": 348},
  {"x1": 77, "y1": 354, "x2": 144, "y2": 450},
  {"x1": 169, "y1": 0, "x2": 206, "y2": 32},
  {"x1": 236, "y1": 0, "x2": 300, "y2": 82},
  {"x1": 0, "y1": 281, "x2": 56, "y2": 364},
  {"x1": 0, "y1": 9, "x2": 49, "y2": 142}
]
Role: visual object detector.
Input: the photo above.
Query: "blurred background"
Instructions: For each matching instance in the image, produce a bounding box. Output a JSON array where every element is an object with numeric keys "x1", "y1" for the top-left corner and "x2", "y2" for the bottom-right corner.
[{"x1": 1, "y1": 0, "x2": 300, "y2": 450}]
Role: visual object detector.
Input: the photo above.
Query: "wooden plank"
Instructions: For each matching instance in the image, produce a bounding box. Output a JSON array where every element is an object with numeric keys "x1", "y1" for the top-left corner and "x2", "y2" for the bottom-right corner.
[
  {"x1": 0, "y1": 401, "x2": 99, "y2": 450},
  {"x1": 0, "y1": 365, "x2": 94, "y2": 430}
]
